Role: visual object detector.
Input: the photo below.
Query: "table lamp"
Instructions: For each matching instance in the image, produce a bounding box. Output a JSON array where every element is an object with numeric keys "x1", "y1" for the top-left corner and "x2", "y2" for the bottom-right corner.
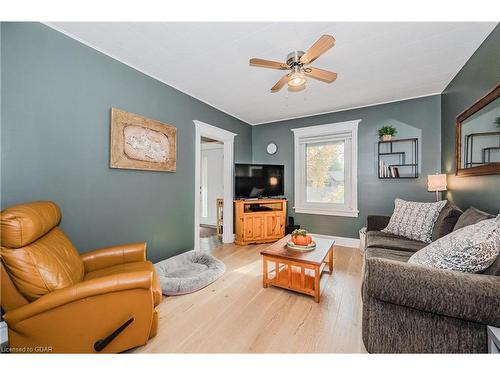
[{"x1": 427, "y1": 174, "x2": 447, "y2": 201}]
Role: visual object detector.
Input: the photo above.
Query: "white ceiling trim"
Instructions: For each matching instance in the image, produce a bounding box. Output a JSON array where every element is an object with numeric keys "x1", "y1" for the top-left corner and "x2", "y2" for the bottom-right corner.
[
  {"x1": 44, "y1": 22, "x2": 496, "y2": 126},
  {"x1": 251, "y1": 92, "x2": 442, "y2": 126},
  {"x1": 44, "y1": 22, "x2": 252, "y2": 125}
]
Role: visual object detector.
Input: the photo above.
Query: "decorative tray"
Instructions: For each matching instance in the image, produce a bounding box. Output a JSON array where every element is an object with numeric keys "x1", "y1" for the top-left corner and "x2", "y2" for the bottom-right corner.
[{"x1": 286, "y1": 241, "x2": 316, "y2": 251}]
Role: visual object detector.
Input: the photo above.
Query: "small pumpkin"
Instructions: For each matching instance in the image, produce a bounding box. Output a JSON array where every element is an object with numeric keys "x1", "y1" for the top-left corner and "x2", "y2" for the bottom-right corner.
[{"x1": 291, "y1": 229, "x2": 312, "y2": 246}]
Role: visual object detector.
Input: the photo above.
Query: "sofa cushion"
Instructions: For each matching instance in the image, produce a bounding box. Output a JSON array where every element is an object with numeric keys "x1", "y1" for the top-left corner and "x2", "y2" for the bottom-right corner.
[
  {"x1": 409, "y1": 216, "x2": 500, "y2": 273},
  {"x1": 365, "y1": 247, "x2": 414, "y2": 263},
  {"x1": 431, "y1": 202, "x2": 462, "y2": 241},
  {"x1": 382, "y1": 198, "x2": 446, "y2": 243},
  {"x1": 366, "y1": 231, "x2": 426, "y2": 253},
  {"x1": 454, "y1": 206, "x2": 495, "y2": 231},
  {"x1": 1, "y1": 227, "x2": 85, "y2": 301}
]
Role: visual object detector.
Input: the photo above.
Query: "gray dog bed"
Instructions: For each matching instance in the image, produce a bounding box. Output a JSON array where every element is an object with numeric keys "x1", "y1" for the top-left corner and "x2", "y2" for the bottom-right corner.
[{"x1": 154, "y1": 250, "x2": 225, "y2": 296}]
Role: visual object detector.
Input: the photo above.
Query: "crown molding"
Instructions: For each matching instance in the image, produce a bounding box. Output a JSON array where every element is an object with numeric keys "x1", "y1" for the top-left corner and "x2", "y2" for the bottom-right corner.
[
  {"x1": 251, "y1": 92, "x2": 441, "y2": 126},
  {"x1": 43, "y1": 22, "x2": 252, "y2": 126},
  {"x1": 43, "y1": 23, "x2": 451, "y2": 127}
]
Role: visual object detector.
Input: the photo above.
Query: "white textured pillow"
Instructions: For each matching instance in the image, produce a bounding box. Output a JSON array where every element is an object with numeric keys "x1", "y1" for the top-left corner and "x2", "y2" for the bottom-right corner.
[
  {"x1": 382, "y1": 198, "x2": 446, "y2": 243},
  {"x1": 408, "y1": 216, "x2": 500, "y2": 273}
]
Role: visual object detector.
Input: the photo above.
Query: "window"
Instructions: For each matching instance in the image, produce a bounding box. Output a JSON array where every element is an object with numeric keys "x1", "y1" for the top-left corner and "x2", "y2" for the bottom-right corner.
[{"x1": 292, "y1": 120, "x2": 360, "y2": 217}]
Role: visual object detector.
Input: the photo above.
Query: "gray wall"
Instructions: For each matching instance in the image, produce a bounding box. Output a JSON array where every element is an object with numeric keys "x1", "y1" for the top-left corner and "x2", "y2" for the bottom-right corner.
[
  {"x1": 252, "y1": 95, "x2": 442, "y2": 238},
  {"x1": 441, "y1": 24, "x2": 500, "y2": 213},
  {"x1": 0, "y1": 22, "x2": 252, "y2": 262},
  {"x1": 2, "y1": 22, "x2": 497, "y2": 255}
]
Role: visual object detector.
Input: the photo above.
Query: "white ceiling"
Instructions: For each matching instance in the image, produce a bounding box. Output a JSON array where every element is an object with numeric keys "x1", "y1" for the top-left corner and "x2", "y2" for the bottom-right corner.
[{"x1": 48, "y1": 22, "x2": 497, "y2": 125}]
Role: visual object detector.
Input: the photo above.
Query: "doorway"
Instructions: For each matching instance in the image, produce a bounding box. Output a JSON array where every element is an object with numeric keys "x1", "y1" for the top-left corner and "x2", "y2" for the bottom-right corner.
[
  {"x1": 194, "y1": 120, "x2": 236, "y2": 251},
  {"x1": 200, "y1": 138, "x2": 224, "y2": 248}
]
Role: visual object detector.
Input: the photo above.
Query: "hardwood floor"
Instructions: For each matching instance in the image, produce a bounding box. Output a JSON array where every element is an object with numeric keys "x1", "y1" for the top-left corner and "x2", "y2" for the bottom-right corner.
[
  {"x1": 135, "y1": 242, "x2": 366, "y2": 353},
  {"x1": 199, "y1": 225, "x2": 222, "y2": 252},
  {"x1": 200, "y1": 225, "x2": 217, "y2": 238}
]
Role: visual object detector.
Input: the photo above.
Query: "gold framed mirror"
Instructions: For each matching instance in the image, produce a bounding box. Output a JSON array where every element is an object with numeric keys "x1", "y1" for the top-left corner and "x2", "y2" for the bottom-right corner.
[{"x1": 456, "y1": 84, "x2": 500, "y2": 176}]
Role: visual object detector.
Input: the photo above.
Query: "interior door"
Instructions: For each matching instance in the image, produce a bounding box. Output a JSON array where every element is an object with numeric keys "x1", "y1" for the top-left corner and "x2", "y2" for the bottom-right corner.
[{"x1": 200, "y1": 143, "x2": 224, "y2": 226}]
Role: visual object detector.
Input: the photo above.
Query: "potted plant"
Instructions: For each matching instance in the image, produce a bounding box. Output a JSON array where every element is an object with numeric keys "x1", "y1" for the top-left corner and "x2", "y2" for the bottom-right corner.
[
  {"x1": 378, "y1": 125, "x2": 397, "y2": 141},
  {"x1": 291, "y1": 229, "x2": 312, "y2": 246}
]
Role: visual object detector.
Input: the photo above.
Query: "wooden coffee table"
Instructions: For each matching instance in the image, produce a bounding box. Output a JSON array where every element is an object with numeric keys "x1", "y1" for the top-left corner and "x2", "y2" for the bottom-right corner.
[{"x1": 261, "y1": 234, "x2": 335, "y2": 302}]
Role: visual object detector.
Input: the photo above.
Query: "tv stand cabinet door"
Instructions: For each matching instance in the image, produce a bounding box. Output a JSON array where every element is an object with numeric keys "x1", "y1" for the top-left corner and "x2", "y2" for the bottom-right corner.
[
  {"x1": 243, "y1": 216, "x2": 264, "y2": 242},
  {"x1": 265, "y1": 214, "x2": 284, "y2": 239}
]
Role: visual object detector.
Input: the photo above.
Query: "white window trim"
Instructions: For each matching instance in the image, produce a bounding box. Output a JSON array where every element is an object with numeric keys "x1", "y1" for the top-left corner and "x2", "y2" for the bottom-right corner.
[{"x1": 292, "y1": 120, "x2": 360, "y2": 217}]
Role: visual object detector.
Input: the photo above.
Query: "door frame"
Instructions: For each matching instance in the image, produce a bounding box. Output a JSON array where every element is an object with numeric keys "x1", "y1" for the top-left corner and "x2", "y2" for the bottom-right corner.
[{"x1": 194, "y1": 120, "x2": 236, "y2": 250}]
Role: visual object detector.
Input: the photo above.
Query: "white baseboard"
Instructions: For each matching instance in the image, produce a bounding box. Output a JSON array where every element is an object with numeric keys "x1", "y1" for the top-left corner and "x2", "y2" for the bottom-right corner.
[
  {"x1": 0, "y1": 321, "x2": 7, "y2": 346},
  {"x1": 312, "y1": 233, "x2": 360, "y2": 248}
]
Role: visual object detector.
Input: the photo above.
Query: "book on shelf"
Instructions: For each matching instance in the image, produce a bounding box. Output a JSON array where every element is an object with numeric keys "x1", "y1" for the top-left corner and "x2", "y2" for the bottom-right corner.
[
  {"x1": 379, "y1": 160, "x2": 389, "y2": 178},
  {"x1": 379, "y1": 161, "x2": 400, "y2": 178},
  {"x1": 388, "y1": 166, "x2": 400, "y2": 178}
]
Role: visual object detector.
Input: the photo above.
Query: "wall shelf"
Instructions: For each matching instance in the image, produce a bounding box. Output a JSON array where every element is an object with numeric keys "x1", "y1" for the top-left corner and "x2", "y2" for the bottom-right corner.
[
  {"x1": 377, "y1": 138, "x2": 418, "y2": 179},
  {"x1": 464, "y1": 131, "x2": 500, "y2": 168}
]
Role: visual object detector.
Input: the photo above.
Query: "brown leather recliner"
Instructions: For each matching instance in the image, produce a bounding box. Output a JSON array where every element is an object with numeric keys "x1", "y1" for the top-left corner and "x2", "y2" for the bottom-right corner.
[{"x1": 0, "y1": 201, "x2": 162, "y2": 353}]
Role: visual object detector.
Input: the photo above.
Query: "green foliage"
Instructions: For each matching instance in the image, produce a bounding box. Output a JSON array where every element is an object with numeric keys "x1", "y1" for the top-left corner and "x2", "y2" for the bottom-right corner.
[
  {"x1": 378, "y1": 125, "x2": 398, "y2": 137},
  {"x1": 495, "y1": 117, "x2": 500, "y2": 128},
  {"x1": 306, "y1": 142, "x2": 344, "y2": 188},
  {"x1": 291, "y1": 229, "x2": 308, "y2": 237}
]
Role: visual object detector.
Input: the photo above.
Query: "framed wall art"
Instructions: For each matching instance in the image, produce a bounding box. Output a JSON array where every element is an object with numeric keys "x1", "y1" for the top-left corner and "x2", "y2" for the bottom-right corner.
[{"x1": 110, "y1": 108, "x2": 177, "y2": 172}]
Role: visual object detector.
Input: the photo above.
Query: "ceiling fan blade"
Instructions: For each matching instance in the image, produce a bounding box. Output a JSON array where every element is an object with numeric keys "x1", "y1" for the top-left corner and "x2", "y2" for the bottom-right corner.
[
  {"x1": 299, "y1": 35, "x2": 335, "y2": 65},
  {"x1": 304, "y1": 67, "x2": 338, "y2": 83},
  {"x1": 249, "y1": 58, "x2": 288, "y2": 70},
  {"x1": 271, "y1": 74, "x2": 291, "y2": 93}
]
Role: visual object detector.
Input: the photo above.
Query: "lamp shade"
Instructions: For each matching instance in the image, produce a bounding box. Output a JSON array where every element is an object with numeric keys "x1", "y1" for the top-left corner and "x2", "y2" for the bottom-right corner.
[{"x1": 427, "y1": 174, "x2": 447, "y2": 192}]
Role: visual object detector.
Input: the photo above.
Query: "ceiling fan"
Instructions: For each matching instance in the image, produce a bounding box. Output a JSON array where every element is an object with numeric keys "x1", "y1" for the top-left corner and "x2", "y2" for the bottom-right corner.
[{"x1": 249, "y1": 34, "x2": 338, "y2": 93}]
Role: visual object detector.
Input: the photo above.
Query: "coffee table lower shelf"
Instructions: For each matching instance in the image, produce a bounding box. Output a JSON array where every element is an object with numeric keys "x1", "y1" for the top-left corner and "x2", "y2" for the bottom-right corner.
[{"x1": 262, "y1": 253, "x2": 333, "y2": 302}]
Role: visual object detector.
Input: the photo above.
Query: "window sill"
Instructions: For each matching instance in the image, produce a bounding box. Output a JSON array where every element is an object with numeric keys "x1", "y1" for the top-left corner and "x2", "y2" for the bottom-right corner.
[{"x1": 294, "y1": 206, "x2": 359, "y2": 218}]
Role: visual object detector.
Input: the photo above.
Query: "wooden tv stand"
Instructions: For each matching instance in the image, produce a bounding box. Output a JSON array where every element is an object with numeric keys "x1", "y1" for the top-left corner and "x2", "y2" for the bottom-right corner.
[{"x1": 234, "y1": 199, "x2": 287, "y2": 246}]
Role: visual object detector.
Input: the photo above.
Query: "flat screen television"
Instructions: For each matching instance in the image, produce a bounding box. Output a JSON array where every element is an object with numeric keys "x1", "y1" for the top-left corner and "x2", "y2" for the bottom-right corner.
[{"x1": 234, "y1": 163, "x2": 284, "y2": 199}]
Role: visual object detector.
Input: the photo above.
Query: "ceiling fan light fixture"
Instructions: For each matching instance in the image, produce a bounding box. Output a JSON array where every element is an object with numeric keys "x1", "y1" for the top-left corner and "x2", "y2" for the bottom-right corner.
[
  {"x1": 288, "y1": 84, "x2": 305, "y2": 93},
  {"x1": 288, "y1": 71, "x2": 306, "y2": 88}
]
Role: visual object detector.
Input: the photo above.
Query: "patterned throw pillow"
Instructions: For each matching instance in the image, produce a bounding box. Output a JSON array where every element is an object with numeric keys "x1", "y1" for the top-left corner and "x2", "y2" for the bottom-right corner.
[
  {"x1": 408, "y1": 216, "x2": 500, "y2": 273},
  {"x1": 382, "y1": 198, "x2": 446, "y2": 243}
]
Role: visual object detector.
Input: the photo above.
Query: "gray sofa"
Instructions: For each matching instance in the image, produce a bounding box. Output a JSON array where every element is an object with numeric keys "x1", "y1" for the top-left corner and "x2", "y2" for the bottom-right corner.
[{"x1": 361, "y1": 204, "x2": 500, "y2": 353}]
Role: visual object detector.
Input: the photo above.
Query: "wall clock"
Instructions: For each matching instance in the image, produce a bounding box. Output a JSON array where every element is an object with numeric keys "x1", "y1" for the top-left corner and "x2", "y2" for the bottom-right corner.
[{"x1": 266, "y1": 143, "x2": 278, "y2": 155}]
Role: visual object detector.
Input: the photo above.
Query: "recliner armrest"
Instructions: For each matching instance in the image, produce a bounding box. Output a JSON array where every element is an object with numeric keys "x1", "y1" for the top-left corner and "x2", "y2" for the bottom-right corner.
[
  {"x1": 3, "y1": 270, "x2": 153, "y2": 327},
  {"x1": 81, "y1": 242, "x2": 147, "y2": 273},
  {"x1": 366, "y1": 215, "x2": 391, "y2": 232},
  {"x1": 363, "y1": 257, "x2": 500, "y2": 326}
]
